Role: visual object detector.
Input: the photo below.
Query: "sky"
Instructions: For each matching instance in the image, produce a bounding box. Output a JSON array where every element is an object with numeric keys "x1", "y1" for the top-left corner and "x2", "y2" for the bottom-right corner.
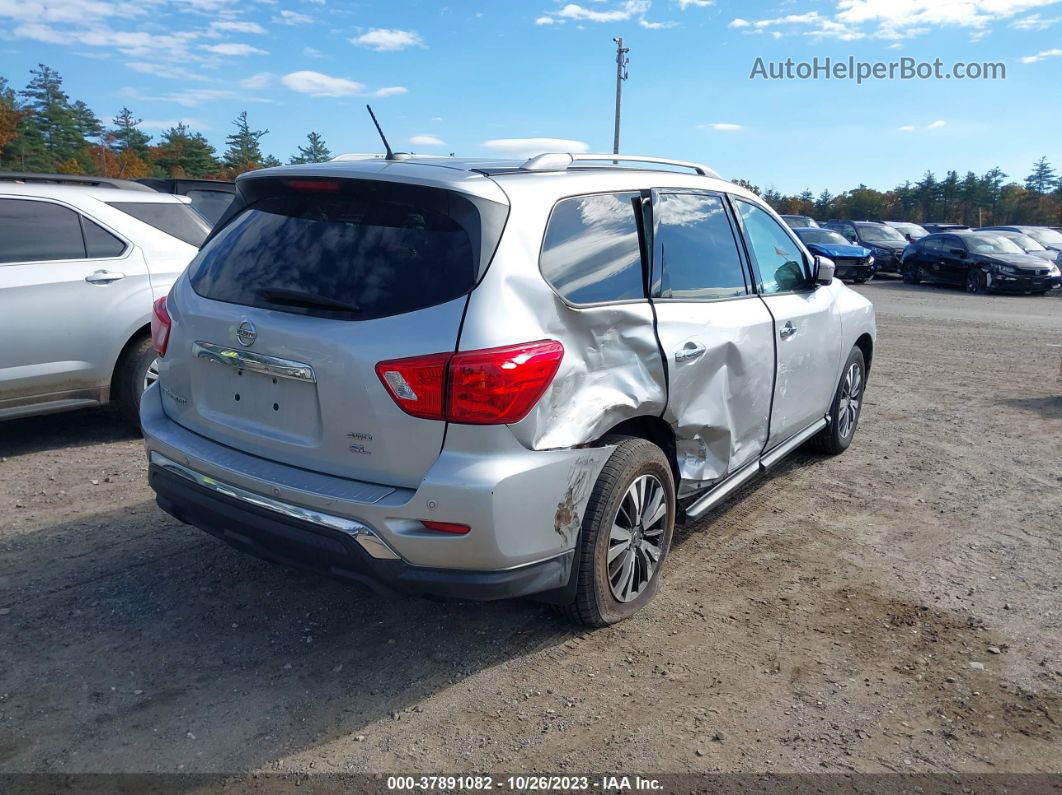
[{"x1": 1, "y1": 0, "x2": 1060, "y2": 194}]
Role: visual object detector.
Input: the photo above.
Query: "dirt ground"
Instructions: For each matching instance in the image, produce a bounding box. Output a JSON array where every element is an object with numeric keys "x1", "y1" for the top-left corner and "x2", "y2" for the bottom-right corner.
[{"x1": 1, "y1": 279, "x2": 1060, "y2": 777}]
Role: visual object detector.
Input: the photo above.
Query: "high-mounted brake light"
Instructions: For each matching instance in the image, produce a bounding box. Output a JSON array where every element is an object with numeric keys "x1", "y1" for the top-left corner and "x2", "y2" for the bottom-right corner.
[
  {"x1": 284, "y1": 179, "x2": 340, "y2": 192},
  {"x1": 151, "y1": 295, "x2": 171, "y2": 357},
  {"x1": 375, "y1": 340, "x2": 564, "y2": 425}
]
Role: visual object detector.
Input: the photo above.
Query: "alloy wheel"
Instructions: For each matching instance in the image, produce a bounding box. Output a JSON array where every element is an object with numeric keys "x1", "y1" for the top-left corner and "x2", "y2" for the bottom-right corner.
[
  {"x1": 607, "y1": 474, "x2": 668, "y2": 603},
  {"x1": 143, "y1": 358, "x2": 160, "y2": 392},
  {"x1": 837, "y1": 361, "x2": 863, "y2": 440}
]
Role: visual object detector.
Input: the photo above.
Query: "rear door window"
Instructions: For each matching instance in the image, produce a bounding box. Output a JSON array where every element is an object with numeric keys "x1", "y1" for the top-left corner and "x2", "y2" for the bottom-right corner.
[
  {"x1": 0, "y1": 198, "x2": 85, "y2": 263},
  {"x1": 107, "y1": 201, "x2": 210, "y2": 247},
  {"x1": 82, "y1": 217, "x2": 127, "y2": 258},
  {"x1": 540, "y1": 192, "x2": 645, "y2": 304},
  {"x1": 188, "y1": 179, "x2": 507, "y2": 321},
  {"x1": 651, "y1": 192, "x2": 748, "y2": 300}
]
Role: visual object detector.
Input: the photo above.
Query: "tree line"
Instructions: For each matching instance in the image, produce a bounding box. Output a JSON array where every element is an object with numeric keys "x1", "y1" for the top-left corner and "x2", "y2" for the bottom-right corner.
[
  {"x1": 0, "y1": 64, "x2": 332, "y2": 180},
  {"x1": 738, "y1": 156, "x2": 1060, "y2": 227}
]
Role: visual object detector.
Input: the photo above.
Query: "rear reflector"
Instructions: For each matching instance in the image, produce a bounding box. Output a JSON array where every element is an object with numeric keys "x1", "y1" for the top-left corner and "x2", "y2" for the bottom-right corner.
[
  {"x1": 376, "y1": 340, "x2": 564, "y2": 425},
  {"x1": 151, "y1": 295, "x2": 171, "y2": 357},
  {"x1": 420, "y1": 521, "x2": 471, "y2": 535}
]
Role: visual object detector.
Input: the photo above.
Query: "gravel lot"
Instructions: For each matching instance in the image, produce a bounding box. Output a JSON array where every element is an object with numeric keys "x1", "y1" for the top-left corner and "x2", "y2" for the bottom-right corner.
[{"x1": 1, "y1": 280, "x2": 1060, "y2": 775}]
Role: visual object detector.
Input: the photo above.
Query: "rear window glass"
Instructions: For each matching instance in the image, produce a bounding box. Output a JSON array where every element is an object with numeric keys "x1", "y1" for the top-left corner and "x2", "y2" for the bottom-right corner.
[
  {"x1": 82, "y1": 217, "x2": 126, "y2": 258},
  {"x1": 540, "y1": 192, "x2": 645, "y2": 304},
  {"x1": 185, "y1": 189, "x2": 234, "y2": 226},
  {"x1": 188, "y1": 180, "x2": 506, "y2": 321},
  {"x1": 108, "y1": 201, "x2": 210, "y2": 247}
]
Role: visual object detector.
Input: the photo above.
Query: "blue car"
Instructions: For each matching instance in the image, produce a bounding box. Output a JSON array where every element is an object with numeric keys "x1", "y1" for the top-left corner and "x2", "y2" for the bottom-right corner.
[{"x1": 794, "y1": 227, "x2": 876, "y2": 283}]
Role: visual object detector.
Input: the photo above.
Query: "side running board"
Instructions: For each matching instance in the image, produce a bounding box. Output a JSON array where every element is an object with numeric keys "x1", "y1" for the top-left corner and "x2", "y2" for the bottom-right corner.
[{"x1": 684, "y1": 417, "x2": 828, "y2": 522}]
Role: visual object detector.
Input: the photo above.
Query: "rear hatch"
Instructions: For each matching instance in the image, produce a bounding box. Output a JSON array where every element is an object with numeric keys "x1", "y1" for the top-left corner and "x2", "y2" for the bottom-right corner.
[{"x1": 160, "y1": 172, "x2": 508, "y2": 488}]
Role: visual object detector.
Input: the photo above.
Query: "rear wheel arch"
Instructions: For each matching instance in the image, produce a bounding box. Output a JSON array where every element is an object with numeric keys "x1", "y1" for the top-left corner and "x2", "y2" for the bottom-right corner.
[
  {"x1": 109, "y1": 324, "x2": 151, "y2": 400},
  {"x1": 592, "y1": 416, "x2": 678, "y2": 487},
  {"x1": 854, "y1": 333, "x2": 873, "y2": 375}
]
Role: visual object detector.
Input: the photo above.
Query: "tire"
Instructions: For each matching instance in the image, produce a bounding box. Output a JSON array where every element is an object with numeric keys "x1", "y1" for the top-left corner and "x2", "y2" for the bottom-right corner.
[
  {"x1": 809, "y1": 347, "x2": 866, "y2": 456},
  {"x1": 555, "y1": 436, "x2": 676, "y2": 627},
  {"x1": 965, "y1": 268, "x2": 985, "y2": 294},
  {"x1": 115, "y1": 336, "x2": 159, "y2": 430},
  {"x1": 902, "y1": 264, "x2": 921, "y2": 284},
  {"x1": 854, "y1": 273, "x2": 873, "y2": 284}
]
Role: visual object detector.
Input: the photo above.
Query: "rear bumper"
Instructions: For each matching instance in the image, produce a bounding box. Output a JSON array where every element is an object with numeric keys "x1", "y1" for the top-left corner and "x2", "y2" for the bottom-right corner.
[
  {"x1": 150, "y1": 462, "x2": 573, "y2": 600},
  {"x1": 140, "y1": 383, "x2": 611, "y2": 595}
]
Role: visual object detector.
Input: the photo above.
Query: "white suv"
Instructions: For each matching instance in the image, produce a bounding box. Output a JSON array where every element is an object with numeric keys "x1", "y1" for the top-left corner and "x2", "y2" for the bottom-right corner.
[{"x1": 0, "y1": 179, "x2": 209, "y2": 426}]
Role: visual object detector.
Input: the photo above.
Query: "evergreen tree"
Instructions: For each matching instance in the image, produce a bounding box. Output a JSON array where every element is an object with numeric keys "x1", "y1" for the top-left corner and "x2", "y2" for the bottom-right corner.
[
  {"x1": 261, "y1": 154, "x2": 282, "y2": 168},
  {"x1": 111, "y1": 106, "x2": 151, "y2": 159},
  {"x1": 1025, "y1": 156, "x2": 1057, "y2": 195},
  {"x1": 289, "y1": 131, "x2": 332, "y2": 164},
  {"x1": 18, "y1": 64, "x2": 84, "y2": 169},
  {"x1": 815, "y1": 189, "x2": 833, "y2": 217},
  {"x1": 223, "y1": 111, "x2": 267, "y2": 172},
  {"x1": 72, "y1": 100, "x2": 102, "y2": 141},
  {"x1": 155, "y1": 123, "x2": 220, "y2": 177},
  {"x1": 940, "y1": 170, "x2": 960, "y2": 221},
  {"x1": 915, "y1": 171, "x2": 940, "y2": 220}
]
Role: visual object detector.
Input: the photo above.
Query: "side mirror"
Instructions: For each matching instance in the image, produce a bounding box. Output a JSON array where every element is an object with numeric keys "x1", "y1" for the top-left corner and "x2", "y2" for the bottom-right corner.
[{"x1": 814, "y1": 255, "x2": 835, "y2": 286}]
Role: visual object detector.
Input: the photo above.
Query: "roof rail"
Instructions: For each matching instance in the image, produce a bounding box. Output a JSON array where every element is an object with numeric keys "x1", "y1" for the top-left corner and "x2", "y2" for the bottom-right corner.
[
  {"x1": 520, "y1": 153, "x2": 721, "y2": 179},
  {"x1": 0, "y1": 172, "x2": 156, "y2": 191}
]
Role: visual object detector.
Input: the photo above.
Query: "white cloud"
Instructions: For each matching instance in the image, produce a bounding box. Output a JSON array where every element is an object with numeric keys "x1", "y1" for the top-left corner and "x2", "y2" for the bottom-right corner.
[
  {"x1": 352, "y1": 28, "x2": 423, "y2": 51},
  {"x1": 927, "y1": 120, "x2": 948, "y2": 129},
  {"x1": 898, "y1": 124, "x2": 916, "y2": 132},
  {"x1": 678, "y1": 0, "x2": 713, "y2": 7},
  {"x1": 273, "y1": 9, "x2": 313, "y2": 24},
  {"x1": 552, "y1": 1, "x2": 650, "y2": 23},
  {"x1": 139, "y1": 117, "x2": 209, "y2": 130},
  {"x1": 302, "y1": 46, "x2": 323, "y2": 57},
  {"x1": 239, "y1": 71, "x2": 275, "y2": 89},
  {"x1": 281, "y1": 70, "x2": 365, "y2": 96},
  {"x1": 535, "y1": 15, "x2": 555, "y2": 24},
  {"x1": 411, "y1": 134, "x2": 445, "y2": 146},
  {"x1": 728, "y1": 18, "x2": 751, "y2": 28},
  {"x1": 1021, "y1": 46, "x2": 1062, "y2": 62},
  {"x1": 202, "y1": 42, "x2": 267, "y2": 56},
  {"x1": 703, "y1": 122, "x2": 743, "y2": 131},
  {"x1": 374, "y1": 86, "x2": 408, "y2": 97},
  {"x1": 126, "y1": 61, "x2": 207, "y2": 80},
  {"x1": 639, "y1": 18, "x2": 676, "y2": 28},
  {"x1": 14, "y1": 22, "x2": 202, "y2": 60},
  {"x1": 209, "y1": 20, "x2": 265, "y2": 35},
  {"x1": 480, "y1": 138, "x2": 590, "y2": 157},
  {"x1": 1011, "y1": 13, "x2": 1060, "y2": 29}
]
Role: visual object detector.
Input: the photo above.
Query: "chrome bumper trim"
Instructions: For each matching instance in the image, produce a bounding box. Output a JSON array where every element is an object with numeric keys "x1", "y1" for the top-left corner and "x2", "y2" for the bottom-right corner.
[
  {"x1": 150, "y1": 452, "x2": 400, "y2": 560},
  {"x1": 192, "y1": 341, "x2": 316, "y2": 383}
]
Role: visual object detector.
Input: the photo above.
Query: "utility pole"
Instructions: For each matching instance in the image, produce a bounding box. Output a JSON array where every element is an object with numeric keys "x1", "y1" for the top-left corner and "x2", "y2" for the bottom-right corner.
[{"x1": 612, "y1": 37, "x2": 629, "y2": 156}]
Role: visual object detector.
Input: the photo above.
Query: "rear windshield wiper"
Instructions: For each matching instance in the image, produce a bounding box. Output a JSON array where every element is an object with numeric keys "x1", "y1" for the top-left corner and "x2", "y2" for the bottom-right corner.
[{"x1": 256, "y1": 288, "x2": 361, "y2": 314}]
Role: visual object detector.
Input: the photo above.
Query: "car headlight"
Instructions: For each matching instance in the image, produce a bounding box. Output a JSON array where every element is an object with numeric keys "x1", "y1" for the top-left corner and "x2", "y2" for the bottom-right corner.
[
  {"x1": 1048, "y1": 264, "x2": 1060, "y2": 276},
  {"x1": 866, "y1": 255, "x2": 875, "y2": 266}
]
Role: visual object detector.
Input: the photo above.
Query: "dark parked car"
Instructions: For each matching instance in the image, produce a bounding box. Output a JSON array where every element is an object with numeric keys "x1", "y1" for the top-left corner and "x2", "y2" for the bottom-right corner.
[
  {"x1": 136, "y1": 178, "x2": 235, "y2": 227},
  {"x1": 823, "y1": 221, "x2": 909, "y2": 274},
  {"x1": 921, "y1": 223, "x2": 970, "y2": 234},
  {"x1": 882, "y1": 221, "x2": 929, "y2": 242},
  {"x1": 977, "y1": 225, "x2": 1062, "y2": 255},
  {"x1": 901, "y1": 231, "x2": 1061, "y2": 294},
  {"x1": 780, "y1": 214, "x2": 819, "y2": 229},
  {"x1": 793, "y1": 227, "x2": 875, "y2": 283},
  {"x1": 977, "y1": 229, "x2": 1062, "y2": 266}
]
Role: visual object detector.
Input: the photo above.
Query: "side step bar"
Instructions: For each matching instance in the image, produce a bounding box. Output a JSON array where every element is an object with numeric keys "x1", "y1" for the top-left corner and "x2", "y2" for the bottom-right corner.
[{"x1": 684, "y1": 418, "x2": 827, "y2": 522}]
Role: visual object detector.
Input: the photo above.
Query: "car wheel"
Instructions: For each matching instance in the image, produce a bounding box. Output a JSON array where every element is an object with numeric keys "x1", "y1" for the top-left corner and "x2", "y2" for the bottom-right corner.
[
  {"x1": 965, "y1": 269, "x2": 985, "y2": 294},
  {"x1": 902, "y1": 264, "x2": 921, "y2": 284},
  {"x1": 556, "y1": 437, "x2": 676, "y2": 627},
  {"x1": 116, "y1": 336, "x2": 158, "y2": 430},
  {"x1": 809, "y1": 347, "x2": 866, "y2": 456},
  {"x1": 854, "y1": 273, "x2": 873, "y2": 284}
]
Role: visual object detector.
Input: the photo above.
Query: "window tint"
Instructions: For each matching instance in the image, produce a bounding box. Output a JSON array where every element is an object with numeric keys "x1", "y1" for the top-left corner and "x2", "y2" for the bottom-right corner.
[
  {"x1": 922, "y1": 237, "x2": 942, "y2": 253},
  {"x1": 0, "y1": 198, "x2": 85, "y2": 263},
  {"x1": 185, "y1": 189, "x2": 234, "y2": 226},
  {"x1": 189, "y1": 181, "x2": 504, "y2": 322},
  {"x1": 653, "y1": 192, "x2": 747, "y2": 300},
  {"x1": 108, "y1": 201, "x2": 210, "y2": 247},
  {"x1": 735, "y1": 200, "x2": 812, "y2": 294},
  {"x1": 540, "y1": 192, "x2": 645, "y2": 304},
  {"x1": 82, "y1": 217, "x2": 126, "y2": 258}
]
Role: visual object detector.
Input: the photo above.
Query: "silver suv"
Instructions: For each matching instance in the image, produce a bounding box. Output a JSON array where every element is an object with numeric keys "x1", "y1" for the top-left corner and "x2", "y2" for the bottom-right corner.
[{"x1": 142, "y1": 153, "x2": 875, "y2": 625}]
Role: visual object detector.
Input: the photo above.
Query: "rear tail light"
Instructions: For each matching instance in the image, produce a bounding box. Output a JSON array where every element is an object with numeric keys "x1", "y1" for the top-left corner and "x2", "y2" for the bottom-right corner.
[
  {"x1": 151, "y1": 295, "x2": 171, "y2": 357},
  {"x1": 376, "y1": 340, "x2": 564, "y2": 425}
]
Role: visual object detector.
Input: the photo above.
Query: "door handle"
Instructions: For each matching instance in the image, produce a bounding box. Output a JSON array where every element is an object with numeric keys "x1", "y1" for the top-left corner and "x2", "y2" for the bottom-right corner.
[
  {"x1": 674, "y1": 341, "x2": 707, "y2": 363},
  {"x1": 779, "y1": 321, "x2": 797, "y2": 339},
  {"x1": 85, "y1": 269, "x2": 125, "y2": 284}
]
